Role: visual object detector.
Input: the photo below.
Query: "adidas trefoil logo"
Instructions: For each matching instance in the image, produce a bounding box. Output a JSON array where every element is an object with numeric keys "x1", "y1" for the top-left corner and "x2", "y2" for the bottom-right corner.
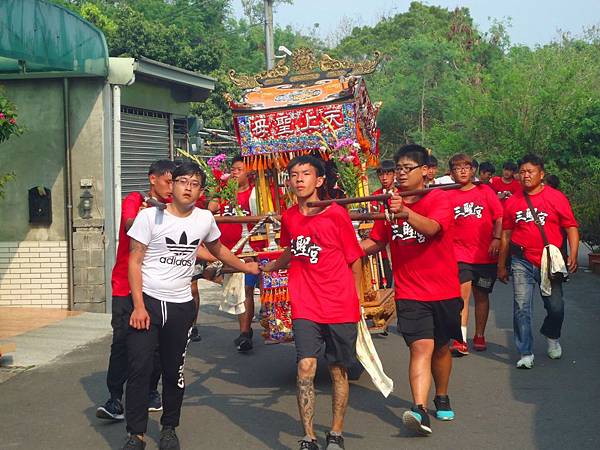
[
  {"x1": 159, "y1": 232, "x2": 200, "y2": 267},
  {"x1": 165, "y1": 231, "x2": 200, "y2": 256}
]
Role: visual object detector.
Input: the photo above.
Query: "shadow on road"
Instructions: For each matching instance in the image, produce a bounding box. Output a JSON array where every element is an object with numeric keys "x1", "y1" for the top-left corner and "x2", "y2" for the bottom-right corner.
[{"x1": 489, "y1": 271, "x2": 600, "y2": 449}]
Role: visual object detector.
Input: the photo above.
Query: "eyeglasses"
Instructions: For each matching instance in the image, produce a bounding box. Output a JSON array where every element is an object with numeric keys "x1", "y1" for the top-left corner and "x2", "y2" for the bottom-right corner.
[
  {"x1": 395, "y1": 164, "x2": 423, "y2": 174},
  {"x1": 174, "y1": 177, "x2": 202, "y2": 189},
  {"x1": 451, "y1": 165, "x2": 472, "y2": 173}
]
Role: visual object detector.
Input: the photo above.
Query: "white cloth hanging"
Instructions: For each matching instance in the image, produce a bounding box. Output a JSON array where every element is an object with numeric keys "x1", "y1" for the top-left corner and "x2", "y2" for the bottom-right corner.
[
  {"x1": 219, "y1": 272, "x2": 246, "y2": 315},
  {"x1": 355, "y1": 310, "x2": 394, "y2": 397},
  {"x1": 540, "y1": 244, "x2": 568, "y2": 296}
]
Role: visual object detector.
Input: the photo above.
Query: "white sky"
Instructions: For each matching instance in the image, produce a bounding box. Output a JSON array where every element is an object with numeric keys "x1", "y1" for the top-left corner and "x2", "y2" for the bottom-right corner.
[{"x1": 231, "y1": 0, "x2": 600, "y2": 47}]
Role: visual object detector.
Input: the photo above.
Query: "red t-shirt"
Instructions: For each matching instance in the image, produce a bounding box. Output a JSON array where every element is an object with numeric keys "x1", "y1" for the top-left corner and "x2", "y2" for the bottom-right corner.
[
  {"x1": 490, "y1": 176, "x2": 521, "y2": 199},
  {"x1": 280, "y1": 203, "x2": 364, "y2": 323},
  {"x1": 111, "y1": 192, "x2": 145, "y2": 296},
  {"x1": 112, "y1": 193, "x2": 173, "y2": 296},
  {"x1": 369, "y1": 189, "x2": 460, "y2": 301},
  {"x1": 218, "y1": 186, "x2": 266, "y2": 252},
  {"x1": 447, "y1": 185, "x2": 503, "y2": 264},
  {"x1": 370, "y1": 187, "x2": 388, "y2": 212},
  {"x1": 503, "y1": 186, "x2": 577, "y2": 267}
]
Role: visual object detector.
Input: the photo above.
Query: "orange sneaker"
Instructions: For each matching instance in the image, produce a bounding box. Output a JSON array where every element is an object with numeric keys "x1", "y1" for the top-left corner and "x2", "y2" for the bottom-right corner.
[{"x1": 473, "y1": 335, "x2": 487, "y2": 351}]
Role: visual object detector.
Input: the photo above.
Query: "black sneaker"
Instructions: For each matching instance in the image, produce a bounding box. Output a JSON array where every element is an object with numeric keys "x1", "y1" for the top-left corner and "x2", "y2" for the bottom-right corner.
[
  {"x1": 402, "y1": 404, "x2": 432, "y2": 435},
  {"x1": 96, "y1": 397, "x2": 124, "y2": 421},
  {"x1": 325, "y1": 432, "x2": 345, "y2": 450},
  {"x1": 159, "y1": 426, "x2": 180, "y2": 450},
  {"x1": 122, "y1": 435, "x2": 145, "y2": 450},
  {"x1": 433, "y1": 395, "x2": 455, "y2": 421},
  {"x1": 299, "y1": 438, "x2": 320, "y2": 450},
  {"x1": 234, "y1": 330, "x2": 253, "y2": 352},
  {"x1": 190, "y1": 326, "x2": 202, "y2": 342},
  {"x1": 148, "y1": 390, "x2": 162, "y2": 412}
]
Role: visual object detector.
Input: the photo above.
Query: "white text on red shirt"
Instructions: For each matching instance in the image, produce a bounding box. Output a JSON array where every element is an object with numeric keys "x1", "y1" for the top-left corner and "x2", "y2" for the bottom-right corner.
[
  {"x1": 454, "y1": 202, "x2": 484, "y2": 219},
  {"x1": 391, "y1": 222, "x2": 426, "y2": 243},
  {"x1": 515, "y1": 208, "x2": 548, "y2": 225},
  {"x1": 290, "y1": 236, "x2": 322, "y2": 263}
]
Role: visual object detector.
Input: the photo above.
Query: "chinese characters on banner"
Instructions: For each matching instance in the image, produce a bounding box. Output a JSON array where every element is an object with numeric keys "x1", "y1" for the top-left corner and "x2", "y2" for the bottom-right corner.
[
  {"x1": 235, "y1": 103, "x2": 358, "y2": 156},
  {"x1": 249, "y1": 104, "x2": 344, "y2": 139}
]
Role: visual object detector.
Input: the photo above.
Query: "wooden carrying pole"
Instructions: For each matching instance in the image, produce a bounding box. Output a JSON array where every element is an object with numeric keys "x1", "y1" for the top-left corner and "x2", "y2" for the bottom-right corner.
[
  {"x1": 214, "y1": 211, "x2": 407, "y2": 224},
  {"x1": 306, "y1": 182, "x2": 468, "y2": 208}
]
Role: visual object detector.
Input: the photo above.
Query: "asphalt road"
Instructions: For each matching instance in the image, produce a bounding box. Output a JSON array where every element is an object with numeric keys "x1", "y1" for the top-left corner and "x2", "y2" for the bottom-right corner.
[{"x1": 1, "y1": 273, "x2": 599, "y2": 450}]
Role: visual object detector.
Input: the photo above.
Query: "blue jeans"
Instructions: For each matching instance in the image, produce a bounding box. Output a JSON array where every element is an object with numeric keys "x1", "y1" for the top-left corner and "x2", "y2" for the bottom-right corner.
[{"x1": 511, "y1": 256, "x2": 564, "y2": 356}]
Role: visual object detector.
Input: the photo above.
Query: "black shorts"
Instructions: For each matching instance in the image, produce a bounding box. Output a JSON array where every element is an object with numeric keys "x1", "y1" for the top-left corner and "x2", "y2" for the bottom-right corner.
[
  {"x1": 458, "y1": 262, "x2": 497, "y2": 293},
  {"x1": 292, "y1": 319, "x2": 358, "y2": 368},
  {"x1": 396, "y1": 298, "x2": 463, "y2": 347}
]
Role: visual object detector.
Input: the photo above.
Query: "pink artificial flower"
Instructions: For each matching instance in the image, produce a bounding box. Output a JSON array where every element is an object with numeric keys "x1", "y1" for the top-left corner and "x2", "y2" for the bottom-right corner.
[
  {"x1": 220, "y1": 173, "x2": 231, "y2": 182},
  {"x1": 334, "y1": 137, "x2": 353, "y2": 150},
  {"x1": 9, "y1": 118, "x2": 16, "y2": 125},
  {"x1": 0, "y1": 112, "x2": 5, "y2": 120},
  {"x1": 208, "y1": 153, "x2": 227, "y2": 170}
]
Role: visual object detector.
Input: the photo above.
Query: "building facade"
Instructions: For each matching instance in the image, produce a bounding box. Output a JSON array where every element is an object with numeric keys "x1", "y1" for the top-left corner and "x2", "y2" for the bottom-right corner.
[{"x1": 0, "y1": 1, "x2": 214, "y2": 312}]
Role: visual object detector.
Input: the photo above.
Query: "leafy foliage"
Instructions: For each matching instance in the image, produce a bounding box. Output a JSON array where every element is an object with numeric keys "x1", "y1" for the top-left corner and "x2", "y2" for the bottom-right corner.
[
  {"x1": 0, "y1": 91, "x2": 23, "y2": 144},
  {"x1": 0, "y1": 89, "x2": 21, "y2": 199}
]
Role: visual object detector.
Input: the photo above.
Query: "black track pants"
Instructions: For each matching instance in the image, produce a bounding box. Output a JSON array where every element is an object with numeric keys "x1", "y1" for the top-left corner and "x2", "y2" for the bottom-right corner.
[
  {"x1": 125, "y1": 293, "x2": 195, "y2": 435},
  {"x1": 106, "y1": 295, "x2": 161, "y2": 400}
]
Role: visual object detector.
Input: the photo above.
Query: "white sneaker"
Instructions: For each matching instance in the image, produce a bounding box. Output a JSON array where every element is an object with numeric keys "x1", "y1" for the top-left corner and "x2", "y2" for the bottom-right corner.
[
  {"x1": 547, "y1": 338, "x2": 562, "y2": 359},
  {"x1": 516, "y1": 354, "x2": 534, "y2": 369}
]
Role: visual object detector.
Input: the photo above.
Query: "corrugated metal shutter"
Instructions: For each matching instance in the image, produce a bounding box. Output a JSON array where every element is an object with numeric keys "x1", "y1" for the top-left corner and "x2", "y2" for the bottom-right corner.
[{"x1": 120, "y1": 106, "x2": 170, "y2": 196}]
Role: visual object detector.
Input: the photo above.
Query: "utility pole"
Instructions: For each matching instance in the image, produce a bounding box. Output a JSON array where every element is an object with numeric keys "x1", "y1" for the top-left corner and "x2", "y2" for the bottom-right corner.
[{"x1": 264, "y1": 0, "x2": 275, "y2": 70}]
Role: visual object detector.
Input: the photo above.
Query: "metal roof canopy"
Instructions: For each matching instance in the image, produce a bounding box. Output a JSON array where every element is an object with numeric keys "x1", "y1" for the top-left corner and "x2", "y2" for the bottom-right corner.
[
  {"x1": 109, "y1": 57, "x2": 216, "y2": 102},
  {"x1": 0, "y1": 0, "x2": 109, "y2": 79}
]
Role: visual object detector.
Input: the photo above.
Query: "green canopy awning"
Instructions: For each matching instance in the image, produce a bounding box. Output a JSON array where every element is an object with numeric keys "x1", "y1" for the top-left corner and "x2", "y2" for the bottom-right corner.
[{"x1": 0, "y1": 0, "x2": 109, "y2": 78}]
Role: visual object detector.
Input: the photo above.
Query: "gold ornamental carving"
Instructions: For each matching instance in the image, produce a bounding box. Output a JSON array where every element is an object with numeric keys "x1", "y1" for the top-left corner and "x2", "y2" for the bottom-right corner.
[
  {"x1": 256, "y1": 58, "x2": 290, "y2": 81},
  {"x1": 320, "y1": 51, "x2": 382, "y2": 75},
  {"x1": 291, "y1": 47, "x2": 317, "y2": 73},
  {"x1": 227, "y1": 48, "x2": 382, "y2": 90},
  {"x1": 228, "y1": 69, "x2": 259, "y2": 89}
]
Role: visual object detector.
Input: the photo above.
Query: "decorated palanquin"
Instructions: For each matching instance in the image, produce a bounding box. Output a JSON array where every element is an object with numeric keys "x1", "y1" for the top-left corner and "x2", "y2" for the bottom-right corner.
[
  {"x1": 228, "y1": 49, "x2": 381, "y2": 167},
  {"x1": 225, "y1": 48, "x2": 395, "y2": 341}
]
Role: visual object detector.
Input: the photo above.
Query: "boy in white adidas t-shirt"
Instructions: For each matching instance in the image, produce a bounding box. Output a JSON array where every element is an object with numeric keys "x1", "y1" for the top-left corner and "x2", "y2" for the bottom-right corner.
[{"x1": 123, "y1": 161, "x2": 260, "y2": 450}]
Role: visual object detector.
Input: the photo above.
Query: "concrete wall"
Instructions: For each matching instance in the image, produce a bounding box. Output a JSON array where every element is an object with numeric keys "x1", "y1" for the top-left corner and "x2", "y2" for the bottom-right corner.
[
  {"x1": 69, "y1": 78, "x2": 109, "y2": 222},
  {"x1": 0, "y1": 78, "x2": 108, "y2": 310},
  {"x1": 72, "y1": 219, "x2": 106, "y2": 312},
  {"x1": 67, "y1": 79, "x2": 110, "y2": 312},
  {"x1": 0, "y1": 79, "x2": 67, "y2": 241}
]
